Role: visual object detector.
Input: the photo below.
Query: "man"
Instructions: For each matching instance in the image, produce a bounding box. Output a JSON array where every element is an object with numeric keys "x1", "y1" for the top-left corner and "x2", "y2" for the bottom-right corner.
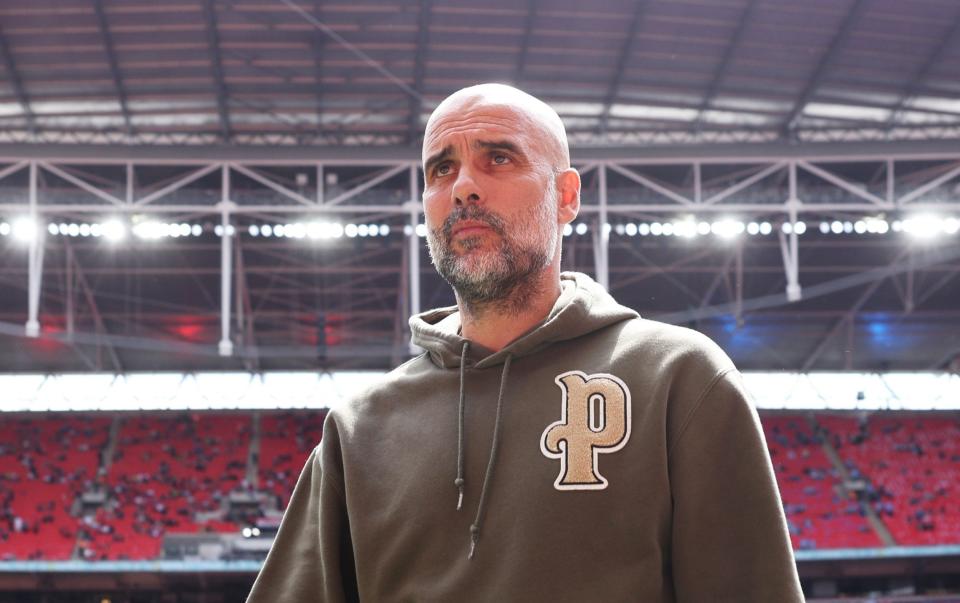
[{"x1": 247, "y1": 84, "x2": 804, "y2": 602}]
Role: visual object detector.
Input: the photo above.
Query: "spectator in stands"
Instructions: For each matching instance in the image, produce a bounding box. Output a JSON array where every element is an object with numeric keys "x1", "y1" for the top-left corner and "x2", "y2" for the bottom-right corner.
[{"x1": 247, "y1": 84, "x2": 803, "y2": 602}]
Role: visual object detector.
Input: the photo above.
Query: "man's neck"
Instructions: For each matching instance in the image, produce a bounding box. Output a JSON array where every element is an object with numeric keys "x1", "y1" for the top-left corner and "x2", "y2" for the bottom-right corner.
[{"x1": 457, "y1": 269, "x2": 561, "y2": 352}]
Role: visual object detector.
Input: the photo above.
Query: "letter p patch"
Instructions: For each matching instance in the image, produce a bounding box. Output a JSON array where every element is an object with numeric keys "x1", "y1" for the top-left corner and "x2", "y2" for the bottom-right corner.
[{"x1": 540, "y1": 371, "x2": 632, "y2": 491}]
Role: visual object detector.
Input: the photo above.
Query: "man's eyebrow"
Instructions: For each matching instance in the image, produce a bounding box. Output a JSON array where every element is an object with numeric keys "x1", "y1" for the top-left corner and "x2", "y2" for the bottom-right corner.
[
  {"x1": 476, "y1": 139, "x2": 525, "y2": 158},
  {"x1": 424, "y1": 145, "x2": 453, "y2": 174}
]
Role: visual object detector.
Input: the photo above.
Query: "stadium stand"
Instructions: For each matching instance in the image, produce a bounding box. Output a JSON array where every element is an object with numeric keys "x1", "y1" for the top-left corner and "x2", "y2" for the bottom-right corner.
[
  {"x1": 3, "y1": 409, "x2": 960, "y2": 562},
  {"x1": 817, "y1": 413, "x2": 960, "y2": 547}
]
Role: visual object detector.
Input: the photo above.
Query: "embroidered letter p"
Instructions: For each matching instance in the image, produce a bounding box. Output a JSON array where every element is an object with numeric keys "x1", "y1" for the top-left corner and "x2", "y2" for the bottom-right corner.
[{"x1": 540, "y1": 371, "x2": 632, "y2": 490}]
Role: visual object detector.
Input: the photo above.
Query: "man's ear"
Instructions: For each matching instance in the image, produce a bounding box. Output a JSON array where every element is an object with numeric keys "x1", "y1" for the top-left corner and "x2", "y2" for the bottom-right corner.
[{"x1": 556, "y1": 168, "x2": 581, "y2": 225}]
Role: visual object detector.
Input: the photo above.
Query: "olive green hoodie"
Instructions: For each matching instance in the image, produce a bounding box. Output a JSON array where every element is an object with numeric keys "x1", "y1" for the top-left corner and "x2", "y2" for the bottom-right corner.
[{"x1": 247, "y1": 272, "x2": 804, "y2": 602}]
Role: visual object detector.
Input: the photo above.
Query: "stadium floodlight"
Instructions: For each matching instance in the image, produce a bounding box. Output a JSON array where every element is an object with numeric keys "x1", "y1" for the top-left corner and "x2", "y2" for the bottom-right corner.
[
  {"x1": 854, "y1": 220, "x2": 867, "y2": 234},
  {"x1": 903, "y1": 214, "x2": 942, "y2": 239},
  {"x1": 12, "y1": 217, "x2": 39, "y2": 242},
  {"x1": 191, "y1": 224, "x2": 203, "y2": 237},
  {"x1": 624, "y1": 223, "x2": 637, "y2": 237},
  {"x1": 711, "y1": 219, "x2": 744, "y2": 239},
  {"x1": 0, "y1": 222, "x2": 9, "y2": 236},
  {"x1": 819, "y1": 222, "x2": 830, "y2": 234},
  {"x1": 782, "y1": 222, "x2": 793, "y2": 234},
  {"x1": 638, "y1": 223, "x2": 650, "y2": 236},
  {"x1": 379, "y1": 224, "x2": 390, "y2": 236},
  {"x1": 747, "y1": 222, "x2": 760, "y2": 235},
  {"x1": 575, "y1": 223, "x2": 588, "y2": 235},
  {"x1": 830, "y1": 221, "x2": 843, "y2": 234},
  {"x1": 415, "y1": 224, "x2": 427, "y2": 238},
  {"x1": 650, "y1": 222, "x2": 663, "y2": 236},
  {"x1": 759, "y1": 222, "x2": 772, "y2": 235},
  {"x1": 697, "y1": 221, "x2": 710, "y2": 236},
  {"x1": 945, "y1": 217, "x2": 959, "y2": 235},
  {"x1": 794, "y1": 221, "x2": 807, "y2": 234},
  {"x1": 47, "y1": 223, "x2": 59, "y2": 236},
  {"x1": 662, "y1": 222, "x2": 675, "y2": 236},
  {"x1": 673, "y1": 219, "x2": 697, "y2": 238},
  {"x1": 358, "y1": 224, "x2": 370, "y2": 237},
  {"x1": 249, "y1": 225, "x2": 260, "y2": 237},
  {"x1": 102, "y1": 220, "x2": 126, "y2": 242},
  {"x1": 563, "y1": 224, "x2": 573, "y2": 237},
  {"x1": 345, "y1": 223, "x2": 359, "y2": 238}
]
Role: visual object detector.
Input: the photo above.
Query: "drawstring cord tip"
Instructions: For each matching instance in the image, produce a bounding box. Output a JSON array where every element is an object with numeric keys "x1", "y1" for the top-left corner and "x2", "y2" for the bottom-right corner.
[
  {"x1": 454, "y1": 477, "x2": 464, "y2": 511},
  {"x1": 468, "y1": 524, "x2": 479, "y2": 560}
]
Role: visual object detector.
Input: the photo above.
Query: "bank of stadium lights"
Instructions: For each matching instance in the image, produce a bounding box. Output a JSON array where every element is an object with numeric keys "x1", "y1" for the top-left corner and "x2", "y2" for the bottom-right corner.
[{"x1": 247, "y1": 222, "x2": 390, "y2": 239}]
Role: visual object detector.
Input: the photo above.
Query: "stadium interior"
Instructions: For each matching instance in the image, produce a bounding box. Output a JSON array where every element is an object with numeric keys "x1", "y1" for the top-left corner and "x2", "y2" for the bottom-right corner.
[{"x1": 1, "y1": 0, "x2": 959, "y2": 601}]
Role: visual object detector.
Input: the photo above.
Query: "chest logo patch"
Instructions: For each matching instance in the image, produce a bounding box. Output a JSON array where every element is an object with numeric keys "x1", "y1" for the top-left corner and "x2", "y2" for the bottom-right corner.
[{"x1": 540, "y1": 371, "x2": 632, "y2": 491}]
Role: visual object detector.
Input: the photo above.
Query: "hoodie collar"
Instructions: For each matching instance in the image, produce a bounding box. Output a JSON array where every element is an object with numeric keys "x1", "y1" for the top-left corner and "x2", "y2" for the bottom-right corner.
[{"x1": 409, "y1": 271, "x2": 639, "y2": 369}]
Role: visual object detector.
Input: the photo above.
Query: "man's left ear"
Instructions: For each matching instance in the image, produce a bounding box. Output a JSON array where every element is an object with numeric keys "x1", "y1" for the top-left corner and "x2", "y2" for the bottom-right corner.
[{"x1": 556, "y1": 168, "x2": 581, "y2": 225}]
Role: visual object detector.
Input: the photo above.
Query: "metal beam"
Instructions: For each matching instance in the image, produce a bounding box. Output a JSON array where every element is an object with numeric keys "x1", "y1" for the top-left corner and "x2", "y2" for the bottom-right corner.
[
  {"x1": 885, "y1": 10, "x2": 960, "y2": 129},
  {"x1": 513, "y1": 0, "x2": 538, "y2": 85},
  {"x1": 69, "y1": 245, "x2": 124, "y2": 373},
  {"x1": 202, "y1": 0, "x2": 232, "y2": 142},
  {"x1": 597, "y1": 1, "x2": 649, "y2": 135},
  {"x1": 693, "y1": 0, "x2": 758, "y2": 130},
  {"x1": 0, "y1": 24, "x2": 35, "y2": 135},
  {"x1": 780, "y1": 0, "x2": 869, "y2": 137},
  {"x1": 93, "y1": 0, "x2": 132, "y2": 136},
  {"x1": 800, "y1": 249, "x2": 909, "y2": 371},
  {"x1": 407, "y1": 0, "x2": 432, "y2": 146}
]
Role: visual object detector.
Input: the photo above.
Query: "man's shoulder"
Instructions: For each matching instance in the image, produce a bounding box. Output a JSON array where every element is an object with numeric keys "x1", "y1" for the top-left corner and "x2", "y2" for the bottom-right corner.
[
  {"x1": 327, "y1": 353, "x2": 435, "y2": 423},
  {"x1": 605, "y1": 316, "x2": 736, "y2": 376}
]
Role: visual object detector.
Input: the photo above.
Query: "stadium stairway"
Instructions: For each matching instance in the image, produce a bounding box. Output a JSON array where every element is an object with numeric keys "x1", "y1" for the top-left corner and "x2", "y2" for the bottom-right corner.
[{"x1": 810, "y1": 415, "x2": 896, "y2": 546}]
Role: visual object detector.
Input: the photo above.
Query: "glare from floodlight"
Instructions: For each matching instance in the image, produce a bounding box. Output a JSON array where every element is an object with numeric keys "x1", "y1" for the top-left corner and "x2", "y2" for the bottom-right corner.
[
  {"x1": 379, "y1": 224, "x2": 390, "y2": 236},
  {"x1": 843, "y1": 221, "x2": 853, "y2": 234},
  {"x1": 329, "y1": 223, "x2": 344, "y2": 238},
  {"x1": 358, "y1": 224, "x2": 369, "y2": 237},
  {"x1": 345, "y1": 223, "x2": 359, "y2": 238},
  {"x1": 944, "y1": 217, "x2": 959, "y2": 235},
  {"x1": 903, "y1": 214, "x2": 941, "y2": 239},
  {"x1": 13, "y1": 218, "x2": 39, "y2": 243},
  {"x1": 795, "y1": 222, "x2": 807, "y2": 234},
  {"x1": 614, "y1": 223, "x2": 625, "y2": 236},
  {"x1": 711, "y1": 219, "x2": 744, "y2": 239},
  {"x1": 673, "y1": 220, "x2": 696, "y2": 238},
  {"x1": 47, "y1": 223, "x2": 59, "y2": 236},
  {"x1": 782, "y1": 222, "x2": 793, "y2": 234},
  {"x1": 191, "y1": 224, "x2": 203, "y2": 237},
  {"x1": 273, "y1": 224, "x2": 284, "y2": 237},
  {"x1": 77, "y1": 223, "x2": 90, "y2": 237},
  {"x1": 697, "y1": 221, "x2": 710, "y2": 236},
  {"x1": 0, "y1": 222, "x2": 9, "y2": 236},
  {"x1": 662, "y1": 222, "x2": 675, "y2": 236},
  {"x1": 819, "y1": 222, "x2": 830, "y2": 234},
  {"x1": 563, "y1": 224, "x2": 573, "y2": 237},
  {"x1": 625, "y1": 223, "x2": 637, "y2": 236},
  {"x1": 638, "y1": 223, "x2": 650, "y2": 236},
  {"x1": 58, "y1": 223, "x2": 68, "y2": 236},
  {"x1": 747, "y1": 222, "x2": 760, "y2": 235},
  {"x1": 414, "y1": 224, "x2": 427, "y2": 238},
  {"x1": 262, "y1": 224, "x2": 273, "y2": 237},
  {"x1": 90, "y1": 223, "x2": 103, "y2": 237},
  {"x1": 575, "y1": 223, "x2": 587, "y2": 235},
  {"x1": 291, "y1": 223, "x2": 306, "y2": 239},
  {"x1": 830, "y1": 221, "x2": 843, "y2": 234},
  {"x1": 249, "y1": 225, "x2": 260, "y2": 237},
  {"x1": 102, "y1": 220, "x2": 126, "y2": 242},
  {"x1": 650, "y1": 222, "x2": 662, "y2": 236},
  {"x1": 759, "y1": 222, "x2": 772, "y2": 235},
  {"x1": 854, "y1": 221, "x2": 867, "y2": 234}
]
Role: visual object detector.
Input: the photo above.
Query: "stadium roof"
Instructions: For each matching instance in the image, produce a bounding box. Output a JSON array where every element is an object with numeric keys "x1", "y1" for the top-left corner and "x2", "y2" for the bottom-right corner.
[
  {"x1": 0, "y1": 0, "x2": 959, "y2": 147},
  {"x1": 0, "y1": 0, "x2": 958, "y2": 375}
]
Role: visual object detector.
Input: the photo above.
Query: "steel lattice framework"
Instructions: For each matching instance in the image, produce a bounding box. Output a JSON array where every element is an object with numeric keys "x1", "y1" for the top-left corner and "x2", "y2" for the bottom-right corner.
[{"x1": 0, "y1": 140, "x2": 959, "y2": 373}]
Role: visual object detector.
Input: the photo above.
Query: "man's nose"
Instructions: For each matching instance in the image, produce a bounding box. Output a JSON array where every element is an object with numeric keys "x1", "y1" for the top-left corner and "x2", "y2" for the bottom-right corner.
[{"x1": 452, "y1": 165, "x2": 482, "y2": 206}]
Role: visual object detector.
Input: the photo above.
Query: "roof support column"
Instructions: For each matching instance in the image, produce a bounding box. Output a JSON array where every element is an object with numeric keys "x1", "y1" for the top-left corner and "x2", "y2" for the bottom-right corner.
[
  {"x1": 593, "y1": 163, "x2": 610, "y2": 290},
  {"x1": 218, "y1": 164, "x2": 234, "y2": 357},
  {"x1": 407, "y1": 164, "x2": 421, "y2": 355},
  {"x1": 25, "y1": 161, "x2": 44, "y2": 337},
  {"x1": 780, "y1": 161, "x2": 802, "y2": 302}
]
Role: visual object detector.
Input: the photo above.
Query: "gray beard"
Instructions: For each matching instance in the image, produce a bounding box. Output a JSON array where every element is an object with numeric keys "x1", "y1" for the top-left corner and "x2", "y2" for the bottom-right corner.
[{"x1": 427, "y1": 204, "x2": 555, "y2": 319}]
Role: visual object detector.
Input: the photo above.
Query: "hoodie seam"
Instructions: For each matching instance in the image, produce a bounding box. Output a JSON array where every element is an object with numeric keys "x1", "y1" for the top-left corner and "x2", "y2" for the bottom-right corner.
[{"x1": 667, "y1": 367, "x2": 736, "y2": 458}]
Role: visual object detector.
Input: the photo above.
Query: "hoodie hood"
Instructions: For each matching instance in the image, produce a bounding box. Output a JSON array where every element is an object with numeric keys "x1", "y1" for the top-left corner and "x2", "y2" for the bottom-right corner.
[{"x1": 410, "y1": 271, "x2": 639, "y2": 369}]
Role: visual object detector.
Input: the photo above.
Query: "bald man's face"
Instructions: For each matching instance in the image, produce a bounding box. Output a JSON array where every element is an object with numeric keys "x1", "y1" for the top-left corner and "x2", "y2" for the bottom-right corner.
[{"x1": 421, "y1": 95, "x2": 564, "y2": 305}]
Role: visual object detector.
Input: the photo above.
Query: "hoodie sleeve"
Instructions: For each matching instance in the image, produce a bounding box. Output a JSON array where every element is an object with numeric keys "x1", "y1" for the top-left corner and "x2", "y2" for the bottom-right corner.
[
  {"x1": 246, "y1": 417, "x2": 358, "y2": 603},
  {"x1": 668, "y1": 370, "x2": 804, "y2": 602}
]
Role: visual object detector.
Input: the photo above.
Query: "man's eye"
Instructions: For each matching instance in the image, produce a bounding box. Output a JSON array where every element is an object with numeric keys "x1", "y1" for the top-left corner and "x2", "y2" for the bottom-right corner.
[
  {"x1": 436, "y1": 163, "x2": 452, "y2": 176},
  {"x1": 492, "y1": 154, "x2": 510, "y2": 165}
]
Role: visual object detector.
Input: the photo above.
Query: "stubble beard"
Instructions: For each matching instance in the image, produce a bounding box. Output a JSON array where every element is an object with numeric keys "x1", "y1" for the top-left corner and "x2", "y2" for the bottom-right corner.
[{"x1": 426, "y1": 189, "x2": 559, "y2": 319}]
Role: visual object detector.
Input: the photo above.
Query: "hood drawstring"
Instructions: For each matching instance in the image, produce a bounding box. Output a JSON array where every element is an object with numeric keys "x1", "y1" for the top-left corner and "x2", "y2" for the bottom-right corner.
[
  {"x1": 453, "y1": 340, "x2": 513, "y2": 560},
  {"x1": 454, "y1": 342, "x2": 469, "y2": 512}
]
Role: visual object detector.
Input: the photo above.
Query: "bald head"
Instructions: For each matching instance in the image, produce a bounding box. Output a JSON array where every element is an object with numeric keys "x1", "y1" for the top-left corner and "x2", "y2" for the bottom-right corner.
[{"x1": 423, "y1": 83, "x2": 570, "y2": 173}]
